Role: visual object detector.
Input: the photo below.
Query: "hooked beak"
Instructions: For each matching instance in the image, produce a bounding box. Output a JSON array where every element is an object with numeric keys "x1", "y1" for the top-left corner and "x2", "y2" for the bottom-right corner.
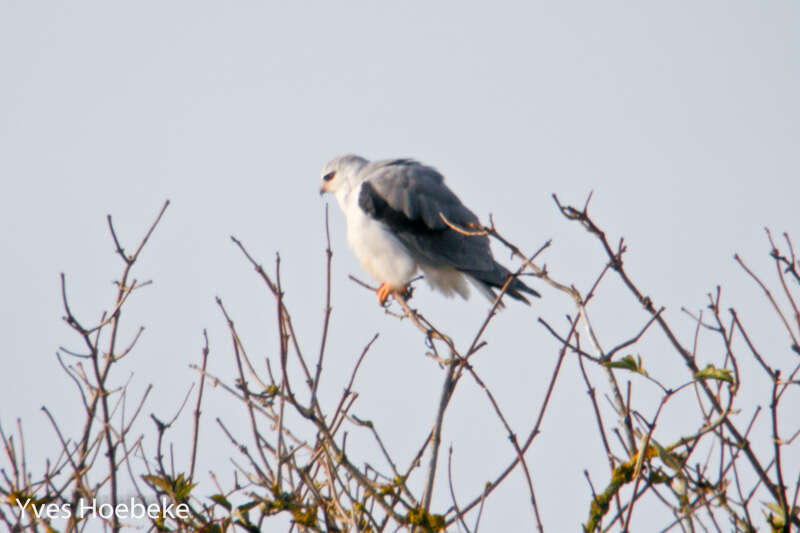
[{"x1": 319, "y1": 186, "x2": 326, "y2": 196}]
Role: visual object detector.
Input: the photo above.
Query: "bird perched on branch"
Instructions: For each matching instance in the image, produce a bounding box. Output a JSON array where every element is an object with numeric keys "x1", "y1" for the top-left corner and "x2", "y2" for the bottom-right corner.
[{"x1": 319, "y1": 155, "x2": 540, "y2": 306}]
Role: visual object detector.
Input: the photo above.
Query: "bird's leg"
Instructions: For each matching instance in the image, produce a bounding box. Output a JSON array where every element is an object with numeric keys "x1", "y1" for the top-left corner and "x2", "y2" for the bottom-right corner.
[
  {"x1": 376, "y1": 283, "x2": 392, "y2": 305},
  {"x1": 376, "y1": 283, "x2": 413, "y2": 306}
]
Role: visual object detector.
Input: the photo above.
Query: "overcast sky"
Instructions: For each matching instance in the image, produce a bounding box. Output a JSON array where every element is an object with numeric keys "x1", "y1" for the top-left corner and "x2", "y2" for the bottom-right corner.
[{"x1": 2, "y1": 2, "x2": 799, "y2": 531}]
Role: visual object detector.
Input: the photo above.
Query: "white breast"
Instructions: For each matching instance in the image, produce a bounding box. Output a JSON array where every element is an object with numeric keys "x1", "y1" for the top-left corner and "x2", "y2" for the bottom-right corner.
[{"x1": 344, "y1": 183, "x2": 418, "y2": 288}]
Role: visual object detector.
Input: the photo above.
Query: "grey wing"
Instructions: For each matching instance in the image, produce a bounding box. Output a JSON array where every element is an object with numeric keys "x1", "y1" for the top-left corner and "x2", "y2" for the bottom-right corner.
[
  {"x1": 357, "y1": 159, "x2": 495, "y2": 271},
  {"x1": 357, "y1": 159, "x2": 541, "y2": 302}
]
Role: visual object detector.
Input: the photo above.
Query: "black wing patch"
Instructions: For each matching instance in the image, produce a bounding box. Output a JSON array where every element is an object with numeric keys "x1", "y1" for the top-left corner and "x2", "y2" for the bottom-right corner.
[
  {"x1": 358, "y1": 179, "x2": 492, "y2": 270},
  {"x1": 358, "y1": 181, "x2": 436, "y2": 236},
  {"x1": 356, "y1": 162, "x2": 541, "y2": 302}
]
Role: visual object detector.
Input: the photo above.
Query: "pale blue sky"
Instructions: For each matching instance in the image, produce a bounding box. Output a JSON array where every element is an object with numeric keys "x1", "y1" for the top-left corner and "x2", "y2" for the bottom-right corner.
[{"x1": 1, "y1": 2, "x2": 799, "y2": 530}]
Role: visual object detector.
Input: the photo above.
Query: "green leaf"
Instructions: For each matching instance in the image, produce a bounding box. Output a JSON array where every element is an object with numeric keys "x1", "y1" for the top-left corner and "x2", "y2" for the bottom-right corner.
[
  {"x1": 173, "y1": 474, "x2": 197, "y2": 501},
  {"x1": 604, "y1": 354, "x2": 648, "y2": 377},
  {"x1": 695, "y1": 364, "x2": 733, "y2": 384},
  {"x1": 653, "y1": 441, "x2": 683, "y2": 471},
  {"x1": 763, "y1": 501, "x2": 786, "y2": 529},
  {"x1": 142, "y1": 475, "x2": 172, "y2": 494},
  {"x1": 237, "y1": 500, "x2": 259, "y2": 513},
  {"x1": 734, "y1": 517, "x2": 757, "y2": 533},
  {"x1": 210, "y1": 494, "x2": 232, "y2": 511}
]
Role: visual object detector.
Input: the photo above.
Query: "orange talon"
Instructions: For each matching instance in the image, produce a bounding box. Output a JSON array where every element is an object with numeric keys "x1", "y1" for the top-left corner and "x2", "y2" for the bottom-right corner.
[
  {"x1": 376, "y1": 283, "x2": 412, "y2": 306},
  {"x1": 376, "y1": 283, "x2": 392, "y2": 305}
]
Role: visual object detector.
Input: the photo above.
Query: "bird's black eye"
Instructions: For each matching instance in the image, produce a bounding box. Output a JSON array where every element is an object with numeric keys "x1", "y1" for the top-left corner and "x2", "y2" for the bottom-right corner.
[{"x1": 323, "y1": 171, "x2": 336, "y2": 182}]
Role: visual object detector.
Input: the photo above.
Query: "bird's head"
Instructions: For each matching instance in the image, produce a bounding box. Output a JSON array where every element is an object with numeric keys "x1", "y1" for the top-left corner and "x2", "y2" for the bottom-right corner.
[{"x1": 319, "y1": 154, "x2": 369, "y2": 200}]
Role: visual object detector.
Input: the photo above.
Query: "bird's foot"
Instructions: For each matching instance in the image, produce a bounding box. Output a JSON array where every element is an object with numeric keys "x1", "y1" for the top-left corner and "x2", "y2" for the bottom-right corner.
[
  {"x1": 376, "y1": 283, "x2": 392, "y2": 306},
  {"x1": 376, "y1": 283, "x2": 412, "y2": 306}
]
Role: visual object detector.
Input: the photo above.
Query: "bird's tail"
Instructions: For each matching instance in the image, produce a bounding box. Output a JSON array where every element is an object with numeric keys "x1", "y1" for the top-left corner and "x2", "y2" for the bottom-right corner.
[{"x1": 465, "y1": 263, "x2": 541, "y2": 305}]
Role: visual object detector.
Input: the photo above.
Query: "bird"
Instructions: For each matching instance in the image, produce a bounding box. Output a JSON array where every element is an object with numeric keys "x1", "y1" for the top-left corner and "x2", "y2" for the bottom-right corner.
[{"x1": 319, "y1": 154, "x2": 540, "y2": 306}]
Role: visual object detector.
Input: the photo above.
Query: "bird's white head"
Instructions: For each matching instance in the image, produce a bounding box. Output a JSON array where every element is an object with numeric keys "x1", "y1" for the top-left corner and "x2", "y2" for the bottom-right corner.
[{"x1": 319, "y1": 154, "x2": 369, "y2": 207}]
